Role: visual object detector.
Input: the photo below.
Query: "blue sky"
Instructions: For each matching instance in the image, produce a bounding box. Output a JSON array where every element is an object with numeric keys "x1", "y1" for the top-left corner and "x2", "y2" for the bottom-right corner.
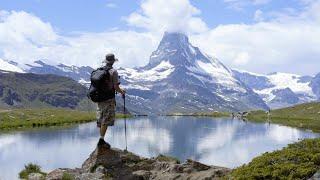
[
  {"x1": 0, "y1": 0, "x2": 304, "y2": 32},
  {"x1": 0, "y1": 0, "x2": 319, "y2": 75}
]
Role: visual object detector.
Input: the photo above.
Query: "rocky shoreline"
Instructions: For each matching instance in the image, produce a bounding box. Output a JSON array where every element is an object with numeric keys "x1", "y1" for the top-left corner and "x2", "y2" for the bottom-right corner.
[{"x1": 44, "y1": 144, "x2": 231, "y2": 180}]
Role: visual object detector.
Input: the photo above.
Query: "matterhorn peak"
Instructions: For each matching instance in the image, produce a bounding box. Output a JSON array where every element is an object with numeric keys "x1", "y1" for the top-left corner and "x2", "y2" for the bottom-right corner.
[{"x1": 146, "y1": 32, "x2": 209, "y2": 69}]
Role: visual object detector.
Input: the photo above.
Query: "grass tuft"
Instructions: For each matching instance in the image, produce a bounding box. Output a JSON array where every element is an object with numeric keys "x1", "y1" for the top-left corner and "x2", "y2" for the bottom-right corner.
[{"x1": 19, "y1": 163, "x2": 46, "y2": 179}]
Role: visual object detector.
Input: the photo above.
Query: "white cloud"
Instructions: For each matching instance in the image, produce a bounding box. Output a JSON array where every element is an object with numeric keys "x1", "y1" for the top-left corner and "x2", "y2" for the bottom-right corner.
[
  {"x1": 126, "y1": 0, "x2": 208, "y2": 34},
  {"x1": 254, "y1": 9, "x2": 264, "y2": 21},
  {"x1": 0, "y1": 11, "x2": 157, "y2": 68},
  {"x1": 224, "y1": 0, "x2": 272, "y2": 10},
  {"x1": 233, "y1": 52, "x2": 250, "y2": 65},
  {"x1": 106, "y1": 3, "x2": 117, "y2": 8},
  {"x1": 191, "y1": 0, "x2": 320, "y2": 75}
]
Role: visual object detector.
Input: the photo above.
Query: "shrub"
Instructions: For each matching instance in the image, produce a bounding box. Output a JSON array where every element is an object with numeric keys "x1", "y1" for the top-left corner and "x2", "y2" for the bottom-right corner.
[{"x1": 19, "y1": 163, "x2": 46, "y2": 179}]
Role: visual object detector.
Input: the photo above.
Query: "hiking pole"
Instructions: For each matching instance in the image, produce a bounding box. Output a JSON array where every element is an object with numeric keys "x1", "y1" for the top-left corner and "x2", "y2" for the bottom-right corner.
[{"x1": 123, "y1": 93, "x2": 128, "y2": 152}]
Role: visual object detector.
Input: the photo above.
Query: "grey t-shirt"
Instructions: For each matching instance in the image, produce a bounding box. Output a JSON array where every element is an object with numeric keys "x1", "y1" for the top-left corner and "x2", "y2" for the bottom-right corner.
[{"x1": 106, "y1": 67, "x2": 119, "y2": 90}]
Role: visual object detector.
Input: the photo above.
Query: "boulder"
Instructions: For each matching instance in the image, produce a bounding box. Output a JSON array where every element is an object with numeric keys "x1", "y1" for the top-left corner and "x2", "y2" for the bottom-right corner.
[{"x1": 47, "y1": 145, "x2": 231, "y2": 180}]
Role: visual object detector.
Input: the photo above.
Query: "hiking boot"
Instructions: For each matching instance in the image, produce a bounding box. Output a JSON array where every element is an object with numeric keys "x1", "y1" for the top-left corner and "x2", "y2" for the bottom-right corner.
[{"x1": 97, "y1": 138, "x2": 111, "y2": 149}]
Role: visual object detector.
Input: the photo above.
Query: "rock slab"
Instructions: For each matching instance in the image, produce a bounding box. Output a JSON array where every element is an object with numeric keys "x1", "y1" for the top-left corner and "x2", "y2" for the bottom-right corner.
[{"x1": 46, "y1": 145, "x2": 231, "y2": 180}]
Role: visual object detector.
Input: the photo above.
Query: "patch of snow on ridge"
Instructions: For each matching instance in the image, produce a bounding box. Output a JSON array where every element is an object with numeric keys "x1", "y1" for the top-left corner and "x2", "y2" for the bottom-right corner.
[
  {"x1": 0, "y1": 58, "x2": 24, "y2": 73},
  {"x1": 232, "y1": 68, "x2": 266, "y2": 77},
  {"x1": 254, "y1": 72, "x2": 315, "y2": 102},
  {"x1": 189, "y1": 44, "x2": 196, "y2": 55},
  {"x1": 119, "y1": 61, "x2": 175, "y2": 82},
  {"x1": 122, "y1": 84, "x2": 151, "y2": 90},
  {"x1": 78, "y1": 78, "x2": 90, "y2": 84},
  {"x1": 268, "y1": 73, "x2": 311, "y2": 93},
  {"x1": 57, "y1": 64, "x2": 78, "y2": 73},
  {"x1": 196, "y1": 60, "x2": 239, "y2": 86}
]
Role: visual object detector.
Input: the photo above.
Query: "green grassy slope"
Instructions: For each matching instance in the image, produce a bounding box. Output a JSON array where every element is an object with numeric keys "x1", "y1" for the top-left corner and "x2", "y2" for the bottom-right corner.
[
  {"x1": 0, "y1": 72, "x2": 90, "y2": 109},
  {"x1": 0, "y1": 108, "x2": 131, "y2": 130},
  {"x1": 247, "y1": 102, "x2": 320, "y2": 132},
  {"x1": 0, "y1": 108, "x2": 95, "y2": 130},
  {"x1": 231, "y1": 138, "x2": 320, "y2": 179}
]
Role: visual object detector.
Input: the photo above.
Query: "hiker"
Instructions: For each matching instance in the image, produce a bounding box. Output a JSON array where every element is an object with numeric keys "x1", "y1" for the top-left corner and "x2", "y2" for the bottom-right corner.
[{"x1": 88, "y1": 53, "x2": 126, "y2": 148}]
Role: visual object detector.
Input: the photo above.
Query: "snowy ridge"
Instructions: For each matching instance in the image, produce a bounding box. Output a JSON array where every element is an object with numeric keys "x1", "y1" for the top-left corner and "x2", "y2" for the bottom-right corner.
[
  {"x1": 119, "y1": 61, "x2": 175, "y2": 82},
  {"x1": 259, "y1": 73, "x2": 313, "y2": 95},
  {"x1": 0, "y1": 58, "x2": 24, "y2": 73},
  {"x1": 232, "y1": 68, "x2": 266, "y2": 77},
  {"x1": 232, "y1": 69, "x2": 318, "y2": 108}
]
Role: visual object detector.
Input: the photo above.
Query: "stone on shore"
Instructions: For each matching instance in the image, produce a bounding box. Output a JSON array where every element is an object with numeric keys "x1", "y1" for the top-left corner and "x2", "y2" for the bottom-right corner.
[{"x1": 46, "y1": 144, "x2": 231, "y2": 180}]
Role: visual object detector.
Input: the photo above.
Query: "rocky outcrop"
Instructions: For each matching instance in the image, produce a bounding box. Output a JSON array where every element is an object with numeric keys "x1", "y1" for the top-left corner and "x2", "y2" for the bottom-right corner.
[{"x1": 46, "y1": 145, "x2": 231, "y2": 180}]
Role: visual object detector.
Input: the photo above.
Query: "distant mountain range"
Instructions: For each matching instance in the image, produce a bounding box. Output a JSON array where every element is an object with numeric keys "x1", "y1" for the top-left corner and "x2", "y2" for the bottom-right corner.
[
  {"x1": 1, "y1": 32, "x2": 319, "y2": 113},
  {"x1": 0, "y1": 58, "x2": 93, "y2": 86},
  {"x1": 232, "y1": 70, "x2": 319, "y2": 108}
]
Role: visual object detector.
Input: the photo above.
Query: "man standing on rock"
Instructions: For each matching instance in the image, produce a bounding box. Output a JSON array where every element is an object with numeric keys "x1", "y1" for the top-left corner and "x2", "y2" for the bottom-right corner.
[{"x1": 93, "y1": 54, "x2": 126, "y2": 148}]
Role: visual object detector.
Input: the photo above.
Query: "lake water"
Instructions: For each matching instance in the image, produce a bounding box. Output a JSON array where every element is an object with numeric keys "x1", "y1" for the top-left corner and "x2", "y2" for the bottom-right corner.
[{"x1": 0, "y1": 116, "x2": 319, "y2": 180}]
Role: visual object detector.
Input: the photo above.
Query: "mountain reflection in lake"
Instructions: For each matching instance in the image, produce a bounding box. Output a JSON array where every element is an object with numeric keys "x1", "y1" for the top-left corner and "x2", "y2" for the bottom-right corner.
[{"x1": 0, "y1": 116, "x2": 318, "y2": 180}]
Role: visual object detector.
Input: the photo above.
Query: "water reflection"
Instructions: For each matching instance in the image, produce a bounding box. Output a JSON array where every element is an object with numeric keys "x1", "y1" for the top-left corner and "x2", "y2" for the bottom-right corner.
[{"x1": 0, "y1": 116, "x2": 318, "y2": 180}]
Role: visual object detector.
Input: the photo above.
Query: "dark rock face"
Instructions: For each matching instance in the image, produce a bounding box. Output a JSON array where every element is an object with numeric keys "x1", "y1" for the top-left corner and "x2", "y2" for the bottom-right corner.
[
  {"x1": 3, "y1": 89, "x2": 21, "y2": 106},
  {"x1": 46, "y1": 146, "x2": 231, "y2": 180},
  {"x1": 268, "y1": 88, "x2": 300, "y2": 108},
  {"x1": 232, "y1": 70, "x2": 274, "y2": 90},
  {"x1": 311, "y1": 73, "x2": 320, "y2": 100},
  {"x1": 26, "y1": 91, "x2": 39, "y2": 101},
  {"x1": 0, "y1": 85, "x2": 3, "y2": 97}
]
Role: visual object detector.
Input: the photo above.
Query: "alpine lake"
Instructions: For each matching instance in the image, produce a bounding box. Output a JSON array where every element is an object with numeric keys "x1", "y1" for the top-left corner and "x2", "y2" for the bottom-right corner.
[{"x1": 0, "y1": 116, "x2": 319, "y2": 180}]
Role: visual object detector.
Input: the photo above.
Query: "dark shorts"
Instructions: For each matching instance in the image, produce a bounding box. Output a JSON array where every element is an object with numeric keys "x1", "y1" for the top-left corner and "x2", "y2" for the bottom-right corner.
[{"x1": 96, "y1": 98, "x2": 116, "y2": 127}]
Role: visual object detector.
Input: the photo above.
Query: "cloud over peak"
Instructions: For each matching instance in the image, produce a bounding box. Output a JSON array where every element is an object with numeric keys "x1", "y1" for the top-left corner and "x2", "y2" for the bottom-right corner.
[{"x1": 126, "y1": 0, "x2": 208, "y2": 34}]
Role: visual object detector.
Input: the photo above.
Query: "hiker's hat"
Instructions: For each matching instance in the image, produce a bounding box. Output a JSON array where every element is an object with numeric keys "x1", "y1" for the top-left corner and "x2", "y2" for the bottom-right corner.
[{"x1": 104, "y1": 53, "x2": 118, "y2": 63}]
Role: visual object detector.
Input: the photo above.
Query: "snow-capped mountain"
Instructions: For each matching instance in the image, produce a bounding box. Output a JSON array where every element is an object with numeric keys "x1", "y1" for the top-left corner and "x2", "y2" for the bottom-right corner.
[
  {"x1": 0, "y1": 59, "x2": 93, "y2": 86},
  {"x1": 232, "y1": 69, "x2": 318, "y2": 108},
  {"x1": 116, "y1": 32, "x2": 268, "y2": 113},
  {"x1": 25, "y1": 60, "x2": 93, "y2": 86},
  {"x1": 0, "y1": 58, "x2": 24, "y2": 73}
]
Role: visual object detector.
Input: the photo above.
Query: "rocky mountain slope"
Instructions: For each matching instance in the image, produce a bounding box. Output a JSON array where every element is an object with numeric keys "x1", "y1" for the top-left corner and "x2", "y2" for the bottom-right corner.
[
  {"x1": 116, "y1": 32, "x2": 268, "y2": 113},
  {"x1": 233, "y1": 69, "x2": 319, "y2": 109},
  {"x1": 311, "y1": 73, "x2": 320, "y2": 99},
  {"x1": 45, "y1": 145, "x2": 230, "y2": 180},
  {"x1": 0, "y1": 71, "x2": 91, "y2": 109}
]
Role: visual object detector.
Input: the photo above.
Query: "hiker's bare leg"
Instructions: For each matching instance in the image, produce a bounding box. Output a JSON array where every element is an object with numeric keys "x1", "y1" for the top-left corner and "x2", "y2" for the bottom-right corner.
[{"x1": 100, "y1": 124, "x2": 108, "y2": 138}]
